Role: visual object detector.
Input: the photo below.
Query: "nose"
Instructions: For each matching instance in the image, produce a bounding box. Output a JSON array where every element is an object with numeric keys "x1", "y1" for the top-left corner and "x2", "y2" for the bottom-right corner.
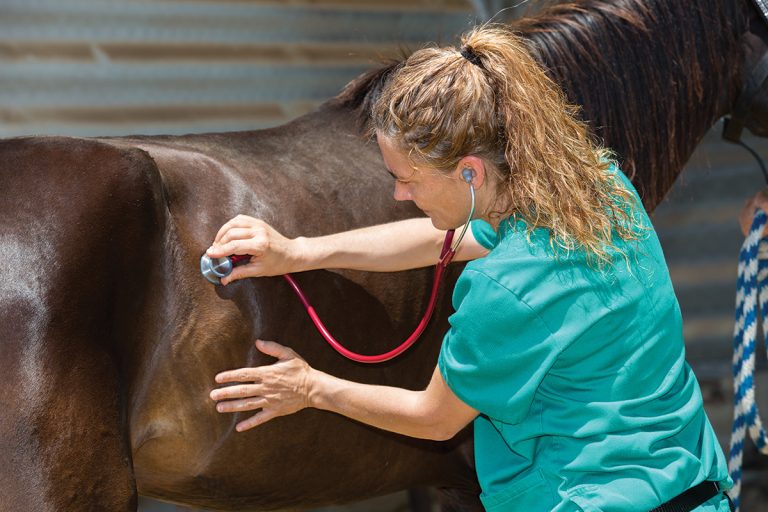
[{"x1": 393, "y1": 181, "x2": 412, "y2": 202}]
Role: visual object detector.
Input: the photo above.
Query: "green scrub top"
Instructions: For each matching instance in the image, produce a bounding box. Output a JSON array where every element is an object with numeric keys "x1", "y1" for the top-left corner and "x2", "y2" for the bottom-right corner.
[{"x1": 437, "y1": 166, "x2": 731, "y2": 512}]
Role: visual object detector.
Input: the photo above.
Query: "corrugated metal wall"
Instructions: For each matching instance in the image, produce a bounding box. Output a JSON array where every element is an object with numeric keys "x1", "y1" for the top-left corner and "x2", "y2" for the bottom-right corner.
[{"x1": 0, "y1": 0, "x2": 474, "y2": 137}]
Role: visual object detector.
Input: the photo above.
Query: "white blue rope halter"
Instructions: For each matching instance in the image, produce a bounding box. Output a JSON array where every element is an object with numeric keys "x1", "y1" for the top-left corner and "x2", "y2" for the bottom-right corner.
[{"x1": 729, "y1": 209, "x2": 768, "y2": 511}]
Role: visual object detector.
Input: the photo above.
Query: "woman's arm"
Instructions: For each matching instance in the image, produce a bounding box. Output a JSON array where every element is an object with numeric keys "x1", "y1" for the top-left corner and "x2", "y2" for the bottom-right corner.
[
  {"x1": 206, "y1": 215, "x2": 488, "y2": 284},
  {"x1": 209, "y1": 340, "x2": 478, "y2": 440},
  {"x1": 296, "y1": 217, "x2": 487, "y2": 271}
]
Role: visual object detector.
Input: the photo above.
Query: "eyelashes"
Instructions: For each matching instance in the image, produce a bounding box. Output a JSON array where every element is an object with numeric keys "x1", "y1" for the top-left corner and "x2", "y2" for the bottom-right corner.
[{"x1": 386, "y1": 169, "x2": 410, "y2": 184}]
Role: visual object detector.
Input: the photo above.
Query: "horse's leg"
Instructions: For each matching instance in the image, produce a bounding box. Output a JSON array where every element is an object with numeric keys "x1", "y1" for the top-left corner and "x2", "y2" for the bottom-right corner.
[
  {"x1": 0, "y1": 137, "x2": 165, "y2": 511},
  {"x1": 407, "y1": 488, "x2": 433, "y2": 512},
  {"x1": 0, "y1": 325, "x2": 137, "y2": 511},
  {"x1": 434, "y1": 486, "x2": 484, "y2": 512}
]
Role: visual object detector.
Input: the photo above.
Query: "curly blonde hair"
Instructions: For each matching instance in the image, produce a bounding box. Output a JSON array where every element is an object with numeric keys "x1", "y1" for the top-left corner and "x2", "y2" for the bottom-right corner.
[{"x1": 370, "y1": 24, "x2": 645, "y2": 266}]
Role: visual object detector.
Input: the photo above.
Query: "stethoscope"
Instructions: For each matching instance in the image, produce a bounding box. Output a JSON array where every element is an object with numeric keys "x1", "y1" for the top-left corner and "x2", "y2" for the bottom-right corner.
[{"x1": 200, "y1": 168, "x2": 476, "y2": 363}]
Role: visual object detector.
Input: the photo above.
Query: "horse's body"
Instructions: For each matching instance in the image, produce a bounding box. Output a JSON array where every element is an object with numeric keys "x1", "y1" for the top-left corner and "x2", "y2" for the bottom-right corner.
[
  {"x1": 0, "y1": 116, "x2": 475, "y2": 511},
  {"x1": 1, "y1": 0, "x2": 767, "y2": 510}
]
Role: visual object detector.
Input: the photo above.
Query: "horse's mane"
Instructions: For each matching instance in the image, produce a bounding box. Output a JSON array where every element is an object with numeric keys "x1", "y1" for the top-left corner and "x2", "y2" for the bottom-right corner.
[
  {"x1": 333, "y1": 59, "x2": 403, "y2": 128},
  {"x1": 332, "y1": 0, "x2": 746, "y2": 211}
]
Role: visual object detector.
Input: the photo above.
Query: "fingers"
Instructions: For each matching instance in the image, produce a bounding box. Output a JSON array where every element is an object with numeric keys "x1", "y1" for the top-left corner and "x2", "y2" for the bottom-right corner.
[
  {"x1": 236, "y1": 409, "x2": 279, "y2": 432},
  {"x1": 207, "y1": 239, "x2": 263, "y2": 260},
  {"x1": 754, "y1": 190, "x2": 768, "y2": 212},
  {"x1": 739, "y1": 190, "x2": 768, "y2": 237},
  {"x1": 212, "y1": 340, "x2": 288, "y2": 383},
  {"x1": 215, "y1": 367, "x2": 262, "y2": 384},
  {"x1": 255, "y1": 339, "x2": 296, "y2": 361},
  {"x1": 214, "y1": 396, "x2": 268, "y2": 413},
  {"x1": 218, "y1": 227, "x2": 259, "y2": 247},
  {"x1": 212, "y1": 215, "x2": 258, "y2": 246},
  {"x1": 220, "y1": 262, "x2": 261, "y2": 285},
  {"x1": 740, "y1": 198, "x2": 753, "y2": 237},
  {"x1": 209, "y1": 383, "x2": 262, "y2": 401},
  {"x1": 208, "y1": 228, "x2": 264, "y2": 258},
  {"x1": 208, "y1": 217, "x2": 268, "y2": 258}
]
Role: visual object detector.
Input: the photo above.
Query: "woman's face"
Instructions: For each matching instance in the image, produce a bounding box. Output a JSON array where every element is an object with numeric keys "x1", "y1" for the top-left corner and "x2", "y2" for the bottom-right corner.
[{"x1": 377, "y1": 134, "x2": 472, "y2": 230}]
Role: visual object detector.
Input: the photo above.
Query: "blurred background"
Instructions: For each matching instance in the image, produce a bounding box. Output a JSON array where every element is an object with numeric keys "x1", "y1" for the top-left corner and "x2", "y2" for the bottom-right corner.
[
  {"x1": 0, "y1": 0, "x2": 499, "y2": 137},
  {"x1": 1, "y1": 0, "x2": 766, "y2": 510}
]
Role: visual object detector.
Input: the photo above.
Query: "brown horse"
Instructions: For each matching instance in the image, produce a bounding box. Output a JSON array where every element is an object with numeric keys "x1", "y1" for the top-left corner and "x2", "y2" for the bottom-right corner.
[{"x1": 1, "y1": 0, "x2": 767, "y2": 510}]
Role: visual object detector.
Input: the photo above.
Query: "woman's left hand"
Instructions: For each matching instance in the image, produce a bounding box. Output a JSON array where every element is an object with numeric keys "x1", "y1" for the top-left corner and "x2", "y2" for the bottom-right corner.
[
  {"x1": 739, "y1": 189, "x2": 768, "y2": 237},
  {"x1": 210, "y1": 340, "x2": 313, "y2": 432}
]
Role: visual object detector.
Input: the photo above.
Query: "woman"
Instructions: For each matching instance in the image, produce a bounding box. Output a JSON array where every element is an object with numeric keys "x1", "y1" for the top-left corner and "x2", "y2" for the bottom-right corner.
[{"x1": 207, "y1": 25, "x2": 732, "y2": 511}]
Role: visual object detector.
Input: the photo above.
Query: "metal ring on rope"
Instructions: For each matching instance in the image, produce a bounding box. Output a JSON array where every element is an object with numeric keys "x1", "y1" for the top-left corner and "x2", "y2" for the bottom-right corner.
[{"x1": 729, "y1": 209, "x2": 768, "y2": 511}]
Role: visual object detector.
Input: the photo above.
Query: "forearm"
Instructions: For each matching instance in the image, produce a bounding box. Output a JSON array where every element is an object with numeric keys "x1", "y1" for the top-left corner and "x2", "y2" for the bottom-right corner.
[
  {"x1": 294, "y1": 217, "x2": 487, "y2": 273},
  {"x1": 295, "y1": 217, "x2": 446, "y2": 272},
  {"x1": 308, "y1": 369, "x2": 449, "y2": 440}
]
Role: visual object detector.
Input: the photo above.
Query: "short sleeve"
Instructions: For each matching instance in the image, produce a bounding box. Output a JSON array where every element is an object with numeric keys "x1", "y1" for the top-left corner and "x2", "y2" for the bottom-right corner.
[
  {"x1": 470, "y1": 219, "x2": 498, "y2": 250},
  {"x1": 438, "y1": 269, "x2": 562, "y2": 424}
]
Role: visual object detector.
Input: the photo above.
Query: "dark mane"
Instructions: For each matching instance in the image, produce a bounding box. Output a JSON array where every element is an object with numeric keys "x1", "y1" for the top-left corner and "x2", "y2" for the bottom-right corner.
[
  {"x1": 331, "y1": 60, "x2": 404, "y2": 131},
  {"x1": 516, "y1": 0, "x2": 745, "y2": 210},
  {"x1": 331, "y1": 0, "x2": 747, "y2": 211}
]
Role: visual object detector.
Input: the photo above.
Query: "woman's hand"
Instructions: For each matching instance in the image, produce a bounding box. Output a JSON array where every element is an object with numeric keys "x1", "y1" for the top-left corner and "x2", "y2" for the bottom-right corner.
[
  {"x1": 206, "y1": 215, "x2": 306, "y2": 285},
  {"x1": 739, "y1": 190, "x2": 768, "y2": 237},
  {"x1": 210, "y1": 340, "x2": 314, "y2": 432}
]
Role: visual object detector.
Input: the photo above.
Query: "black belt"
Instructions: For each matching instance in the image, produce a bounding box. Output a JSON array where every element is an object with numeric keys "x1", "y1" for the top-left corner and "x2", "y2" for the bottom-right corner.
[{"x1": 649, "y1": 481, "x2": 731, "y2": 512}]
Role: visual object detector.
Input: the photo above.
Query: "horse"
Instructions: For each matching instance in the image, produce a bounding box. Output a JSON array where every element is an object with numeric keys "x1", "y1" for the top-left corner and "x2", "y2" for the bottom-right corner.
[{"x1": 1, "y1": 0, "x2": 766, "y2": 510}]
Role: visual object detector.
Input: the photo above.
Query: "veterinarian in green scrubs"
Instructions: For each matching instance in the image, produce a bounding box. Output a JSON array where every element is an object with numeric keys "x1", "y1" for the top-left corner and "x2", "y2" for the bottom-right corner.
[
  {"x1": 208, "y1": 25, "x2": 733, "y2": 511},
  {"x1": 438, "y1": 167, "x2": 731, "y2": 511}
]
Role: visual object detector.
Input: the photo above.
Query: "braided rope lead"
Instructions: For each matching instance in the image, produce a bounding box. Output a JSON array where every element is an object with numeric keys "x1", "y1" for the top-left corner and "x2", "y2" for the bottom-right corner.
[{"x1": 729, "y1": 209, "x2": 768, "y2": 511}]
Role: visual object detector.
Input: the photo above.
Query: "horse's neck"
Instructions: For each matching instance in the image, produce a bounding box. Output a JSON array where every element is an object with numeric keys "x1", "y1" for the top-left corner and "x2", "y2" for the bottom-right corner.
[{"x1": 519, "y1": 0, "x2": 748, "y2": 211}]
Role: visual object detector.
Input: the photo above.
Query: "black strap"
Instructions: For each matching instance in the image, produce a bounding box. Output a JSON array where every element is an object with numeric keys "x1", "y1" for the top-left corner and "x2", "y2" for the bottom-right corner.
[
  {"x1": 649, "y1": 481, "x2": 721, "y2": 512},
  {"x1": 727, "y1": 1, "x2": 768, "y2": 142},
  {"x1": 723, "y1": 51, "x2": 768, "y2": 143},
  {"x1": 459, "y1": 45, "x2": 484, "y2": 69}
]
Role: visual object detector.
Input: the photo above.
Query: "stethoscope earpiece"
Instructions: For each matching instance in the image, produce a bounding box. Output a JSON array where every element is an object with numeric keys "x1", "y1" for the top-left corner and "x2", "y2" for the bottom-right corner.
[
  {"x1": 461, "y1": 167, "x2": 475, "y2": 185},
  {"x1": 449, "y1": 168, "x2": 476, "y2": 254}
]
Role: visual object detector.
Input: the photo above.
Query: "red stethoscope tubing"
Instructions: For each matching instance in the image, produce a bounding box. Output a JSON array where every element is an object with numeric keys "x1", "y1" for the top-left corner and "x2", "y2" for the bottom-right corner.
[{"x1": 229, "y1": 230, "x2": 456, "y2": 363}]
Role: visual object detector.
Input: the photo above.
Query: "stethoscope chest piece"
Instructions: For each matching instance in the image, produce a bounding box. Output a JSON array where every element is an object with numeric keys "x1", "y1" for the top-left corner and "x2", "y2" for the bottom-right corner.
[{"x1": 200, "y1": 254, "x2": 234, "y2": 285}]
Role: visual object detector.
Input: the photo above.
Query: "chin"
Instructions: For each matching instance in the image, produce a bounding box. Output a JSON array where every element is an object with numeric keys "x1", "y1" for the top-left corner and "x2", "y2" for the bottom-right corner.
[
  {"x1": 429, "y1": 216, "x2": 462, "y2": 231},
  {"x1": 427, "y1": 216, "x2": 444, "y2": 230}
]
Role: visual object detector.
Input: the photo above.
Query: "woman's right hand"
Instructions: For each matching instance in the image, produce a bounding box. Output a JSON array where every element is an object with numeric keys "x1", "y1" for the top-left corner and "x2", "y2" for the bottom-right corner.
[{"x1": 206, "y1": 215, "x2": 306, "y2": 285}]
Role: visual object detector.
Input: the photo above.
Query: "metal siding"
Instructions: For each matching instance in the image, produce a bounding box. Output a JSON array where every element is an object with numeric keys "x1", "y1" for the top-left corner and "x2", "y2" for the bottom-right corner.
[
  {"x1": 654, "y1": 128, "x2": 768, "y2": 375},
  {"x1": 0, "y1": 0, "x2": 475, "y2": 137}
]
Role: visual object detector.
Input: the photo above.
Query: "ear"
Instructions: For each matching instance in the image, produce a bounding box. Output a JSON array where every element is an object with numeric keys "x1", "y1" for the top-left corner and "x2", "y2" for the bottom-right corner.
[{"x1": 455, "y1": 156, "x2": 488, "y2": 188}]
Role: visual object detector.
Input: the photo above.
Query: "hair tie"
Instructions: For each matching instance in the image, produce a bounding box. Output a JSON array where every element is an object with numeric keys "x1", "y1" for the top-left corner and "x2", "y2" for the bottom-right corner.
[{"x1": 459, "y1": 45, "x2": 484, "y2": 69}]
